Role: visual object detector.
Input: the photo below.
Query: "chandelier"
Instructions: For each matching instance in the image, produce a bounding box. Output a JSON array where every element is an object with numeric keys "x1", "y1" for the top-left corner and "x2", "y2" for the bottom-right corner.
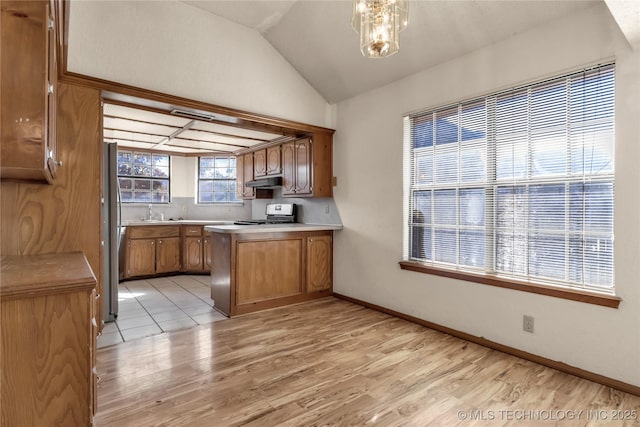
[{"x1": 352, "y1": 0, "x2": 409, "y2": 58}]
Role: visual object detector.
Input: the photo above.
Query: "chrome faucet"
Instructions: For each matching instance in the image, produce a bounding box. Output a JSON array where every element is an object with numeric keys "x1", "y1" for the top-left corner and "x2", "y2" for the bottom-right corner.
[{"x1": 147, "y1": 204, "x2": 153, "y2": 220}]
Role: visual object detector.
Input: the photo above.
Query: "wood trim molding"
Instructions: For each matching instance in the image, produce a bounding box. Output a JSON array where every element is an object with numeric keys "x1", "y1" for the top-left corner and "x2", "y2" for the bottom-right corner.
[
  {"x1": 333, "y1": 292, "x2": 640, "y2": 397},
  {"x1": 57, "y1": 1, "x2": 335, "y2": 137},
  {"x1": 399, "y1": 261, "x2": 621, "y2": 309}
]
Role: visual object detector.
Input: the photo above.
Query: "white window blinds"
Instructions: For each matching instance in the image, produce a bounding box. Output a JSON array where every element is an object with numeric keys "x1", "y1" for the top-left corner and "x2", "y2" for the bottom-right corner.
[{"x1": 405, "y1": 63, "x2": 615, "y2": 293}]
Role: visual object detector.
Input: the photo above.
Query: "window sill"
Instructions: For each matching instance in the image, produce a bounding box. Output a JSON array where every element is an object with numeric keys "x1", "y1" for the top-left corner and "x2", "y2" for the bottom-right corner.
[{"x1": 398, "y1": 261, "x2": 621, "y2": 309}]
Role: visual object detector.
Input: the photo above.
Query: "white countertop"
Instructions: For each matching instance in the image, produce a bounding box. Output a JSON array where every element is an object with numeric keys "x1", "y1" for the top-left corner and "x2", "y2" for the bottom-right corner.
[
  {"x1": 124, "y1": 220, "x2": 235, "y2": 226},
  {"x1": 204, "y1": 223, "x2": 343, "y2": 234}
]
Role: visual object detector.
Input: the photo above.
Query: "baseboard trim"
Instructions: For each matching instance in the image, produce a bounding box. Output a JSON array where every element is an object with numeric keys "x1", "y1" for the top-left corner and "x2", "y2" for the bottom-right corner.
[{"x1": 333, "y1": 292, "x2": 640, "y2": 397}]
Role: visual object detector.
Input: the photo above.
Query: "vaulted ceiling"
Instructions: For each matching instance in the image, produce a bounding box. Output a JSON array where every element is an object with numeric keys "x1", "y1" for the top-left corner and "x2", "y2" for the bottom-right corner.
[
  {"x1": 183, "y1": 0, "x2": 600, "y2": 103},
  {"x1": 110, "y1": 0, "x2": 619, "y2": 155}
]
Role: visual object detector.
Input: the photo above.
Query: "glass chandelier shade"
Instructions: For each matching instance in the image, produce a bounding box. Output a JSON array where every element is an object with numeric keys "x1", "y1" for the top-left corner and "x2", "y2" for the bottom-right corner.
[{"x1": 352, "y1": 0, "x2": 409, "y2": 58}]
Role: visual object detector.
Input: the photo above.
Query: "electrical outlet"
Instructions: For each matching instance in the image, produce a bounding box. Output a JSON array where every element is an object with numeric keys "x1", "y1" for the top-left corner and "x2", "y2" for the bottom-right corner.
[
  {"x1": 324, "y1": 204, "x2": 330, "y2": 214},
  {"x1": 523, "y1": 315, "x2": 535, "y2": 333}
]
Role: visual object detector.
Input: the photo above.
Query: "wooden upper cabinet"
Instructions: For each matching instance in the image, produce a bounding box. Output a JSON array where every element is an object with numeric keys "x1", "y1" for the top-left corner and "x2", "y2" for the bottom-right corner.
[
  {"x1": 282, "y1": 138, "x2": 312, "y2": 196},
  {"x1": 266, "y1": 145, "x2": 281, "y2": 175},
  {"x1": 235, "y1": 154, "x2": 245, "y2": 200},
  {"x1": 242, "y1": 153, "x2": 255, "y2": 199},
  {"x1": 254, "y1": 149, "x2": 267, "y2": 177},
  {"x1": 1, "y1": 0, "x2": 59, "y2": 183},
  {"x1": 294, "y1": 138, "x2": 312, "y2": 195},
  {"x1": 281, "y1": 141, "x2": 297, "y2": 196}
]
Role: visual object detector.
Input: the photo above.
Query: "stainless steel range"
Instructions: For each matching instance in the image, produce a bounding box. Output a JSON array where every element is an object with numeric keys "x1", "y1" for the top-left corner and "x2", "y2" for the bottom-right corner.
[{"x1": 234, "y1": 203, "x2": 297, "y2": 225}]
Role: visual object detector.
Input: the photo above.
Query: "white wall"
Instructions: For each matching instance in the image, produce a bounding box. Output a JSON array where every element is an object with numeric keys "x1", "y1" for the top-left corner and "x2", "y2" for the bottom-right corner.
[
  {"x1": 67, "y1": 1, "x2": 332, "y2": 128},
  {"x1": 121, "y1": 155, "x2": 251, "y2": 222},
  {"x1": 333, "y1": 3, "x2": 640, "y2": 386}
]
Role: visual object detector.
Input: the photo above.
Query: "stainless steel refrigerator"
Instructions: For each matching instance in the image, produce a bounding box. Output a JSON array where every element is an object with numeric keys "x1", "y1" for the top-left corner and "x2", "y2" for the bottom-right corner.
[{"x1": 102, "y1": 141, "x2": 121, "y2": 322}]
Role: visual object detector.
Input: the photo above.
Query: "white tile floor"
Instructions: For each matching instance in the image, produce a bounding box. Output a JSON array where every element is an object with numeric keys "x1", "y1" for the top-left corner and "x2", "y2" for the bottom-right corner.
[{"x1": 97, "y1": 275, "x2": 227, "y2": 348}]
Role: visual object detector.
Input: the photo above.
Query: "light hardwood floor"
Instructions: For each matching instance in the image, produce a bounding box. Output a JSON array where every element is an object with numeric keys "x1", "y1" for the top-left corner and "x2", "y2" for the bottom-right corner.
[{"x1": 95, "y1": 298, "x2": 640, "y2": 426}]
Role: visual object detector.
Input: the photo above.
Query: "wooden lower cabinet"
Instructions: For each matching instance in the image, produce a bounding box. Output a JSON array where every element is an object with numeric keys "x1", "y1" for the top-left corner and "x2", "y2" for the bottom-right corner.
[
  {"x1": 181, "y1": 226, "x2": 211, "y2": 273},
  {"x1": 124, "y1": 226, "x2": 181, "y2": 278},
  {"x1": 156, "y1": 237, "x2": 181, "y2": 273},
  {"x1": 211, "y1": 230, "x2": 333, "y2": 317},
  {"x1": 127, "y1": 239, "x2": 156, "y2": 277},
  {"x1": 307, "y1": 235, "x2": 333, "y2": 292},
  {"x1": 183, "y1": 236, "x2": 203, "y2": 271},
  {"x1": 1, "y1": 252, "x2": 97, "y2": 426},
  {"x1": 236, "y1": 239, "x2": 303, "y2": 305}
]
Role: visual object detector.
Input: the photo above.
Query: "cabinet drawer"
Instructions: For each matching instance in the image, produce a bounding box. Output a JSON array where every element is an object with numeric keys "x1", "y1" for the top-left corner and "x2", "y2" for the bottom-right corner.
[
  {"x1": 184, "y1": 225, "x2": 203, "y2": 236},
  {"x1": 128, "y1": 226, "x2": 180, "y2": 239}
]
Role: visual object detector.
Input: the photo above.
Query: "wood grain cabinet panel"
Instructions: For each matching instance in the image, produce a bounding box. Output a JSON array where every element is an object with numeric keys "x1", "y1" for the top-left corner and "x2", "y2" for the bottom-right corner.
[
  {"x1": 1, "y1": 0, "x2": 59, "y2": 183},
  {"x1": 266, "y1": 145, "x2": 281, "y2": 175},
  {"x1": 294, "y1": 138, "x2": 312, "y2": 195},
  {"x1": 1, "y1": 252, "x2": 96, "y2": 427},
  {"x1": 211, "y1": 231, "x2": 333, "y2": 317},
  {"x1": 253, "y1": 149, "x2": 267, "y2": 177},
  {"x1": 281, "y1": 141, "x2": 297, "y2": 195},
  {"x1": 307, "y1": 235, "x2": 333, "y2": 292},
  {"x1": 156, "y1": 237, "x2": 181, "y2": 274},
  {"x1": 236, "y1": 239, "x2": 303, "y2": 305},
  {"x1": 127, "y1": 239, "x2": 156, "y2": 277},
  {"x1": 125, "y1": 226, "x2": 181, "y2": 278},
  {"x1": 282, "y1": 138, "x2": 312, "y2": 196},
  {"x1": 242, "y1": 153, "x2": 255, "y2": 199},
  {"x1": 235, "y1": 154, "x2": 245, "y2": 200},
  {"x1": 183, "y1": 236, "x2": 203, "y2": 272}
]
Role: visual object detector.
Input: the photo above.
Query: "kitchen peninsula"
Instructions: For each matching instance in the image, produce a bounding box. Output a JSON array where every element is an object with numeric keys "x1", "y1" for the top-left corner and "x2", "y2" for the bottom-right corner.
[{"x1": 205, "y1": 223, "x2": 342, "y2": 316}]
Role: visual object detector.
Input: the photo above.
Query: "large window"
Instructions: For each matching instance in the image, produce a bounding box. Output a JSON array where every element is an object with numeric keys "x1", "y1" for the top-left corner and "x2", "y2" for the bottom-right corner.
[
  {"x1": 118, "y1": 150, "x2": 170, "y2": 203},
  {"x1": 404, "y1": 64, "x2": 615, "y2": 294},
  {"x1": 198, "y1": 156, "x2": 241, "y2": 204}
]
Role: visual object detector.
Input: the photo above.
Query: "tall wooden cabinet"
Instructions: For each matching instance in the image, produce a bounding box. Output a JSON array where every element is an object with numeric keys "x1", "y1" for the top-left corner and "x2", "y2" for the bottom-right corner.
[
  {"x1": 1, "y1": 252, "x2": 97, "y2": 426},
  {"x1": 1, "y1": 0, "x2": 59, "y2": 183}
]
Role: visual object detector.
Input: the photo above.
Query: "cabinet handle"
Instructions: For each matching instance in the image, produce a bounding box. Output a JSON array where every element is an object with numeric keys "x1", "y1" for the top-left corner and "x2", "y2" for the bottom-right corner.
[
  {"x1": 92, "y1": 318, "x2": 98, "y2": 328},
  {"x1": 48, "y1": 83, "x2": 54, "y2": 94},
  {"x1": 197, "y1": 240, "x2": 201, "y2": 243},
  {"x1": 158, "y1": 240, "x2": 162, "y2": 244},
  {"x1": 48, "y1": 18, "x2": 54, "y2": 30},
  {"x1": 151, "y1": 241, "x2": 155, "y2": 245},
  {"x1": 56, "y1": 160, "x2": 63, "y2": 167}
]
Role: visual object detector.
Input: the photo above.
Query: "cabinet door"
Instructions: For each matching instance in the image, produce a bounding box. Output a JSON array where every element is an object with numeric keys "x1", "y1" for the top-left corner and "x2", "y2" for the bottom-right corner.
[
  {"x1": 253, "y1": 149, "x2": 267, "y2": 177},
  {"x1": 307, "y1": 235, "x2": 332, "y2": 292},
  {"x1": 266, "y1": 145, "x2": 281, "y2": 175},
  {"x1": 156, "y1": 237, "x2": 181, "y2": 274},
  {"x1": 235, "y1": 154, "x2": 245, "y2": 200},
  {"x1": 127, "y1": 239, "x2": 156, "y2": 277},
  {"x1": 281, "y1": 141, "x2": 296, "y2": 196},
  {"x1": 1, "y1": 0, "x2": 56, "y2": 183},
  {"x1": 45, "y1": 0, "x2": 57, "y2": 179},
  {"x1": 203, "y1": 237, "x2": 212, "y2": 272},
  {"x1": 183, "y1": 236, "x2": 203, "y2": 272},
  {"x1": 295, "y1": 138, "x2": 312, "y2": 195},
  {"x1": 242, "y1": 153, "x2": 255, "y2": 199}
]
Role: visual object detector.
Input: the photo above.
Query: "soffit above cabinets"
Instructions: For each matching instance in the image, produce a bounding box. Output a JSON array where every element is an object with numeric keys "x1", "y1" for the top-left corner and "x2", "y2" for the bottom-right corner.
[{"x1": 103, "y1": 102, "x2": 287, "y2": 156}]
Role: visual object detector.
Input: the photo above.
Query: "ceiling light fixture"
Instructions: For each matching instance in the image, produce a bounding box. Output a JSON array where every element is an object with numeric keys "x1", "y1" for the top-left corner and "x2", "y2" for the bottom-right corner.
[{"x1": 352, "y1": 0, "x2": 408, "y2": 58}]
